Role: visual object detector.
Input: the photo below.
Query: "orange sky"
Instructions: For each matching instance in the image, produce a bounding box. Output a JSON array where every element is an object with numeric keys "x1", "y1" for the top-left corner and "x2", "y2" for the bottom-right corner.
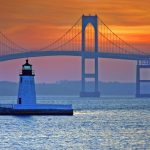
[
  {"x1": 0, "y1": 0, "x2": 150, "y2": 50},
  {"x1": 0, "y1": 0, "x2": 150, "y2": 82}
]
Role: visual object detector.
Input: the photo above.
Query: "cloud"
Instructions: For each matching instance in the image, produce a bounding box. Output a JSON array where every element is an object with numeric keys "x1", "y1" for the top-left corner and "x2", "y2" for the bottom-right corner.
[
  {"x1": 0, "y1": 0, "x2": 150, "y2": 26},
  {"x1": 0, "y1": 0, "x2": 149, "y2": 50}
]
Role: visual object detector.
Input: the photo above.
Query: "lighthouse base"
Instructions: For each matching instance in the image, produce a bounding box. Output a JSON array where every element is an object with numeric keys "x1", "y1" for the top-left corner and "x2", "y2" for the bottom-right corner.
[{"x1": 0, "y1": 104, "x2": 73, "y2": 116}]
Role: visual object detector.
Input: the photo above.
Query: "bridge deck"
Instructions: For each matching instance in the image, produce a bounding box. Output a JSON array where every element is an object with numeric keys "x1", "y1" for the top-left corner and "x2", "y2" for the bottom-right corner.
[{"x1": 0, "y1": 51, "x2": 149, "y2": 62}]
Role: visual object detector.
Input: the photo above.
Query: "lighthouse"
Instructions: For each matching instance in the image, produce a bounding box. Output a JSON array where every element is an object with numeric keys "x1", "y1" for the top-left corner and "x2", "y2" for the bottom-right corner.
[
  {"x1": 17, "y1": 59, "x2": 36, "y2": 106},
  {"x1": 0, "y1": 59, "x2": 73, "y2": 115}
]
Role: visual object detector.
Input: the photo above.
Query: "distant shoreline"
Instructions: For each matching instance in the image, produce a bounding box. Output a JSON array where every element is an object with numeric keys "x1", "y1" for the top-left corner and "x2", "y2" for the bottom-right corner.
[{"x1": 0, "y1": 80, "x2": 137, "y2": 96}]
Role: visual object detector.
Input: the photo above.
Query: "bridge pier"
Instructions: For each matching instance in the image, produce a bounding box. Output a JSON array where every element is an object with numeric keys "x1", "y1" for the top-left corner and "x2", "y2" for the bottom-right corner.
[
  {"x1": 80, "y1": 54, "x2": 100, "y2": 97},
  {"x1": 136, "y1": 59, "x2": 150, "y2": 98},
  {"x1": 80, "y1": 15, "x2": 100, "y2": 97}
]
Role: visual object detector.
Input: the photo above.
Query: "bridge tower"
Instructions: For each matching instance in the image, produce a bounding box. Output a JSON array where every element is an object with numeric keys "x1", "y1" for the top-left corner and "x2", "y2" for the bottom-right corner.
[
  {"x1": 136, "y1": 59, "x2": 150, "y2": 97},
  {"x1": 80, "y1": 15, "x2": 100, "y2": 97}
]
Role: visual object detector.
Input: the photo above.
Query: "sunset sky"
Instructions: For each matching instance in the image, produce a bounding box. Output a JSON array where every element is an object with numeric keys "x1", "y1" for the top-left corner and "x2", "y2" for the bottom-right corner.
[{"x1": 0, "y1": 0, "x2": 150, "y2": 83}]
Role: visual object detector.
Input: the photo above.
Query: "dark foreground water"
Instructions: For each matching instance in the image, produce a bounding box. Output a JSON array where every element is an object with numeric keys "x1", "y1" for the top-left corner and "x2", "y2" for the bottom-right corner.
[{"x1": 0, "y1": 96, "x2": 150, "y2": 150}]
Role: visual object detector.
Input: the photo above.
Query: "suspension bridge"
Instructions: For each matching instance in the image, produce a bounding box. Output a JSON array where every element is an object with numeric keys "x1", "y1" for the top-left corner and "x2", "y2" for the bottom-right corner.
[{"x1": 0, "y1": 15, "x2": 150, "y2": 97}]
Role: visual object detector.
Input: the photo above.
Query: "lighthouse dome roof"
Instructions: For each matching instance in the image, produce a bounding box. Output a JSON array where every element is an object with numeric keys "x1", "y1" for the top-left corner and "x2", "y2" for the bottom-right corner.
[{"x1": 23, "y1": 59, "x2": 32, "y2": 67}]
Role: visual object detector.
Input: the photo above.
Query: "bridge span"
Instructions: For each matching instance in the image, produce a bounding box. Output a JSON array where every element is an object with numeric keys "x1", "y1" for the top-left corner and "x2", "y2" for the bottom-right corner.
[
  {"x1": 0, "y1": 51, "x2": 150, "y2": 62},
  {"x1": 0, "y1": 15, "x2": 150, "y2": 97}
]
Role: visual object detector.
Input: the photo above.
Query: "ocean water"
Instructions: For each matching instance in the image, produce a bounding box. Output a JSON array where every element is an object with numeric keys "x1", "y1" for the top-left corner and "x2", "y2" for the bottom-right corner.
[{"x1": 0, "y1": 96, "x2": 150, "y2": 150}]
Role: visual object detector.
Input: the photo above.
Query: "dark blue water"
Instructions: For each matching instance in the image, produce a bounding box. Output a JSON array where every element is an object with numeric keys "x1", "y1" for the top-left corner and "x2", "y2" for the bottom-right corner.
[{"x1": 0, "y1": 96, "x2": 150, "y2": 150}]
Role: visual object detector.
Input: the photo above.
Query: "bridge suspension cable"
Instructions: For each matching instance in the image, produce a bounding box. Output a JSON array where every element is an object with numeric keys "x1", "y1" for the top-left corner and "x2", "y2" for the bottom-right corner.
[
  {"x1": 0, "y1": 15, "x2": 149, "y2": 60},
  {"x1": 98, "y1": 17, "x2": 147, "y2": 56},
  {"x1": 0, "y1": 31, "x2": 29, "y2": 56},
  {"x1": 38, "y1": 17, "x2": 82, "y2": 52}
]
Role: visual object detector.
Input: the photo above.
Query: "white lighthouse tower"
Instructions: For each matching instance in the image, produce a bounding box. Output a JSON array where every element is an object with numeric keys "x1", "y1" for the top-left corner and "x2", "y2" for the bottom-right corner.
[{"x1": 17, "y1": 59, "x2": 36, "y2": 106}]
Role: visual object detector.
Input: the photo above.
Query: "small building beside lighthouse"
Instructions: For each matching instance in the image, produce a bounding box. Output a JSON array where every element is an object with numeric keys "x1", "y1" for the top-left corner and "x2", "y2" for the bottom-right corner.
[{"x1": 18, "y1": 59, "x2": 36, "y2": 106}]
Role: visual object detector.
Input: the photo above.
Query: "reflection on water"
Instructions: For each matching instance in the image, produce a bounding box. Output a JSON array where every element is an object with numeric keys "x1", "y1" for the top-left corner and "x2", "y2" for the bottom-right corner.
[{"x1": 0, "y1": 96, "x2": 150, "y2": 150}]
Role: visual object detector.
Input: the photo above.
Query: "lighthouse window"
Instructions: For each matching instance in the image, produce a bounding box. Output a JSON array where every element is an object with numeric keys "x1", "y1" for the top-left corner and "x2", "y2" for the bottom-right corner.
[{"x1": 24, "y1": 66, "x2": 31, "y2": 70}]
